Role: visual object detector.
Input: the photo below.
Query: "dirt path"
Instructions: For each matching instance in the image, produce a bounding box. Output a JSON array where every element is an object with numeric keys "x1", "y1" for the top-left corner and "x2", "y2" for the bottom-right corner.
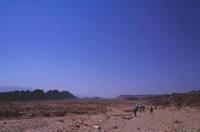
[{"x1": 0, "y1": 106, "x2": 200, "y2": 132}]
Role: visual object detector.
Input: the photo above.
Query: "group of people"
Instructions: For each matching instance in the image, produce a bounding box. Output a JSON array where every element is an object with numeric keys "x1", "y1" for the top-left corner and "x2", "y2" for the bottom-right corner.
[{"x1": 133, "y1": 104, "x2": 154, "y2": 117}]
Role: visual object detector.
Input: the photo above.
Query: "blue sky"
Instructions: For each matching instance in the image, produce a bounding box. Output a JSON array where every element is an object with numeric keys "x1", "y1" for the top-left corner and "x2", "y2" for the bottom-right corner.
[{"x1": 0, "y1": 0, "x2": 199, "y2": 97}]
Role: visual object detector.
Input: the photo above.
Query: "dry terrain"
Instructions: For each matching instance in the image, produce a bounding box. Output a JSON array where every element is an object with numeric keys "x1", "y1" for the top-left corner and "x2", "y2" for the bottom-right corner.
[{"x1": 0, "y1": 99, "x2": 199, "y2": 132}]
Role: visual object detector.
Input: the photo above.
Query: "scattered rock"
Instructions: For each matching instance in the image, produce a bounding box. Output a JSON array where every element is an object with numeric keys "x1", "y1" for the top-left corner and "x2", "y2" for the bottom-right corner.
[
  {"x1": 77, "y1": 120, "x2": 83, "y2": 124},
  {"x1": 28, "y1": 113, "x2": 33, "y2": 117},
  {"x1": 112, "y1": 126, "x2": 118, "y2": 129},
  {"x1": 98, "y1": 120, "x2": 103, "y2": 123},
  {"x1": 121, "y1": 116, "x2": 132, "y2": 120},
  {"x1": 75, "y1": 124, "x2": 80, "y2": 128},
  {"x1": 93, "y1": 125, "x2": 101, "y2": 130},
  {"x1": 101, "y1": 129, "x2": 106, "y2": 132},
  {"x1": 58, "y1": 119, "x2": 64, "y2": 123},
  {"x1": 173, "y1": 120, "x2": 182, "y2": 124},
  {"x1": 57, "y1": 129, "x2": 64, "y2": 132},
  {"x1": 84, "y1": 123, "x2": 89, "y2": 126}
]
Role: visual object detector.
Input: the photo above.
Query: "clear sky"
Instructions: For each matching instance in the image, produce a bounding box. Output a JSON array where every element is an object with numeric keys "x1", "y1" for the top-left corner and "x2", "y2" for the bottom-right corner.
[{"x1": 0, "y1": 0, "x2": 199, "y2": 97}]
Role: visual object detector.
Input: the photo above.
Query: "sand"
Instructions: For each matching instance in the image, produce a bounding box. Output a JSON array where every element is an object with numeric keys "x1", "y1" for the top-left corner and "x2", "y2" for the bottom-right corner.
[{"x1": 0, "y1": 104, "x2": 199, "y2": 132}]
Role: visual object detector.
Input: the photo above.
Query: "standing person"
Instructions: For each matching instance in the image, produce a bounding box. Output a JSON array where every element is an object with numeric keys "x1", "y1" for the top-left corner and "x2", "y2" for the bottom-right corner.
[
  {"x1": 150, "y1": 105, "x2": 153, "y2": 114},
  {"x1": 141, "y1": 105, "x2": 145, "y2": 112},
  {"x1": 133, "y1": 104, "x2": 139, "y2": 117},
  {"x1": 133, "y1": 108, "x2": 137, "y2": 117},
  {"x1": 139, "y1": 104, "x2": 142, "y2": 112},
  {"x1": 155, "y1": 106, "x2": 157, "y2": 109}
]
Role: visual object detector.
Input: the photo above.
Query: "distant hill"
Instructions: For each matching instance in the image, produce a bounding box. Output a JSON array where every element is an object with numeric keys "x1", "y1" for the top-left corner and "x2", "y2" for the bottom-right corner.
[
  {"x1": 116, "y1": 94, "x2": 160, "y2": 100},
  {"x1": 0, "y1": 89, "x2": 77, "y2": 101},
  {"x1": 116, "y1": 95, "x2": 138, "y2": 100},
  {"x1": 150, "y1": 90, "x2": 200, "y2": 107}
]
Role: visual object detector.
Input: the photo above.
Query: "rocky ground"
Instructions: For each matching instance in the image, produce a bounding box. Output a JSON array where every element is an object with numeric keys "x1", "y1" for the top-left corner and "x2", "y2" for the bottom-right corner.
[{"x1": 0, "y1": 100, "x2": 199, "y2": 132}]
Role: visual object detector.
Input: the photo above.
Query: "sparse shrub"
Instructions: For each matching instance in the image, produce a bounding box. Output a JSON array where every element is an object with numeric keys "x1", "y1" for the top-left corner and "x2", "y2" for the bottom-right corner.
[
  {"x1": 42, "y1": 112, "x2": 50, "y2": 117},
  {"x1": 0, "y1": 100, "x2": 107, "y2": 119},
  {"x1": 53, "y1": 110, "x2": 66, "y2": 117},
  {"x1": 0, "y1": 109, "x2": 22, "y2": 118}
]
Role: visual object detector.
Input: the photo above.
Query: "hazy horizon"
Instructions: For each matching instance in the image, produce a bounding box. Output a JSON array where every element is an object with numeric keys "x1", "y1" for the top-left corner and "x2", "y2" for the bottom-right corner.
[
  {"x1": 0, "y1": 84, "x2": 199, "y2": 98},
  {"x1": 0, "y1": 0, "x2": 199, "y2": 98}
]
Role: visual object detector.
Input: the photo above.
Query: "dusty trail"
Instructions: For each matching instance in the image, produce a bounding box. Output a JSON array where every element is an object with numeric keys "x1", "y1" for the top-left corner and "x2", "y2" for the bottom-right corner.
[{"x1": 0, "y1": 105, "x2": 199, "y2": 132}]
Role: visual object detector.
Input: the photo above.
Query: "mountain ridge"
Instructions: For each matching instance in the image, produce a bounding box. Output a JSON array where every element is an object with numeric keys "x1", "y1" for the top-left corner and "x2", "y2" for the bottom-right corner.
[{"x1": 0, "y1": 89, "x2": 77, "y2": 101}]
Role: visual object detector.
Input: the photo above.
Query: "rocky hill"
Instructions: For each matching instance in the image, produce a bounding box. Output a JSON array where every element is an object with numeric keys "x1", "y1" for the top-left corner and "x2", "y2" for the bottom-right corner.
[
  {"x1": 0, "y1": 89, "x2": 77, "y2": 101},
  {"x1": 116, "y1": 94, "x2": 159, "y2": 100},
  {"x1": 151, "y1": 90, "x2": 200, "y2": 107},
  {"x1": 116, "y1": 95, "x2": 138, "y2": 100}
]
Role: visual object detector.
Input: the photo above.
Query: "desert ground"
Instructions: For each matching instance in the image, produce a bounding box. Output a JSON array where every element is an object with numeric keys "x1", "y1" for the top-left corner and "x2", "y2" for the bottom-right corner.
[{"x1": 0, "y1": 100, "x2": 199, "y2": 132}]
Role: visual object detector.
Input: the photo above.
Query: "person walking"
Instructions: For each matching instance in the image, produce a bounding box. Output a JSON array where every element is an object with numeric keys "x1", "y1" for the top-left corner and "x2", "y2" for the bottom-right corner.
[
  {"x1": 150, "y1": 105, "x2": 153, "y2": 114},
  {"x1": 133, "y1": 104, "x2": 139, "y2": 117}
]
